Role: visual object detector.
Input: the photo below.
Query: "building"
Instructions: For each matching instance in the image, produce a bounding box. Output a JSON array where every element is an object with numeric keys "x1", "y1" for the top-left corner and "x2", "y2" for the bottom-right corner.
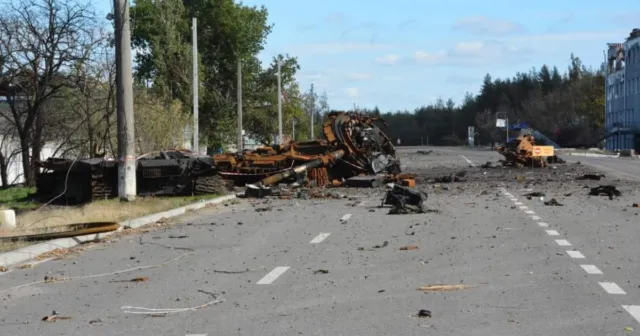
[{"x1": 605, "y1": 29, "x2": 640, "y2": 151}]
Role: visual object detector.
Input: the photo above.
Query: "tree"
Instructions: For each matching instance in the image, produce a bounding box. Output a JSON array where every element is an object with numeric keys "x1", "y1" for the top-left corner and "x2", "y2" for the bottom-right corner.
[{"x1": 0, "y1": 0, "x2": 99, "y2": 186}]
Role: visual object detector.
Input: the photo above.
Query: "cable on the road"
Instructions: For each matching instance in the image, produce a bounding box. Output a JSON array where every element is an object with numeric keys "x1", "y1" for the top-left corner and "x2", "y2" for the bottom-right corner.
[
  {"x1": 121, "y1": 290, "x2": 225, "y2": 315},
  {"x1": 0, "y1": 252, "x2": 194, "y2": 294}
]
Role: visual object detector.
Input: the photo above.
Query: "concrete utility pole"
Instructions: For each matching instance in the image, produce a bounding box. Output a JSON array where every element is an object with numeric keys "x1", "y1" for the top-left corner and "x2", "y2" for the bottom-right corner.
[
  {"x1": 310, "y1": 83, "x2": 314, "y2": 141},
  {"x1": 114, "y1": 0, "x2": 136, "y2": 201},
  {"x1": 237, "y1": 59, "x2": 243, "y2": 152},
  {"x1": 192, "y1": 17, "x2": 199, "y2": 153},
  {"x1": 277, "y1": 59, "x2": 283, "y2": 145}
]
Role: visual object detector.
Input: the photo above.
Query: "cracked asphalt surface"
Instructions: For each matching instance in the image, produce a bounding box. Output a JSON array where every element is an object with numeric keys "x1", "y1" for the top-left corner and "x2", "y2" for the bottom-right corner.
[{"x1": 2, "y1": 146, "x2": 640, "y2": 335}]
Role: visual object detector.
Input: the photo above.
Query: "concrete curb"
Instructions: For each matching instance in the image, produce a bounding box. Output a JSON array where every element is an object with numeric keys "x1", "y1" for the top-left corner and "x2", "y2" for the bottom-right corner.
[{"x1": 0, "y1": 194, "x2": 237, "y2": 268}]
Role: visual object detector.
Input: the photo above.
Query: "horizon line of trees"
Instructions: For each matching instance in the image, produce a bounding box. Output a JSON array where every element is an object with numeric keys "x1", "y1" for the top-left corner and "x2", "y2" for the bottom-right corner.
[{"x1": 334, "y1": 53, "x2": 606, "y2": 148}]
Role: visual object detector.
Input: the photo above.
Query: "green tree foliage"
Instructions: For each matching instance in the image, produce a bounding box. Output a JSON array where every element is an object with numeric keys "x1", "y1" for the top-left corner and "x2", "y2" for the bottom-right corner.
[
  {"x1": 131, "y1": 0, "x2": 275, "y2": 149},
  {"x1": 359, "y1": 54, "x2": 605, "y2": 147}
]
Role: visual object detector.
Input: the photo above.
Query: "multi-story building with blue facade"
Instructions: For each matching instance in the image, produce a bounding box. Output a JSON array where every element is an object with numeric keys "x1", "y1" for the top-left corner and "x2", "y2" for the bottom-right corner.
[{"x1": 605, "y1": 29, "x2": 640, "y2": 151}]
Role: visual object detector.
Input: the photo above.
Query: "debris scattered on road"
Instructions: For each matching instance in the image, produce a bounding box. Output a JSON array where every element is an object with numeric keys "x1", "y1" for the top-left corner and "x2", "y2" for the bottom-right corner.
[
  {"x1": 0, "y1": 266, "x2": 7, "y2": 272},
  {"x1": 313, "y1": 269, "x2": 329, "y2": 274},
  {"x1": 434, "y1": 171, "x2": 466, "y2": 183},
  {"x1": 373, "y1": 241, "x2": 389, "y2": 248},
  {"x1": 254, "y1": 207, "x2": 272, "y2": 212},
  {"x1": 416, "y1": 150, "x2": 432, "y2": 155},
  {"x1": 633, "y1": 203, "x2": 639, "y2": 208},
  {"x1": 417, "y1": 284, "x2": 477, "y2": 292},
  {"x1": 42, "y1": 311, "x2": 72, "y2": 322},
  {"x1": 121, "y1": 290, "x2": 224, "y2": 315},
  {"x1": 110, "y1": 276, "x2": 150, "y2": 283},
  {"x1": 544, "y1": 198, "x2": 564, "y2": 206},
  {"x1": 577, "y1": 173, "x2": 605, "y2": 180},
  {"x1": 399, "y1": 245, "x2": 419, "y2": 250},
  {"x1": 523, "y1": 192, "x2": 545, "y2": 197},
  {"x1": 382, "y1": 185, "x2": 430, "y2": 214},
  {"x1": 417, "y1": 309, "x2": 432, "y2": 318},
  {"x1": 588, "y1": 185, "x2": 621, "y2": 199},
  {"x1": 168, "y1": 235, "x2": 188, "y2": 239},
  {"x1": 212, "y1": 266, "x2": 266, "y2": 274}
]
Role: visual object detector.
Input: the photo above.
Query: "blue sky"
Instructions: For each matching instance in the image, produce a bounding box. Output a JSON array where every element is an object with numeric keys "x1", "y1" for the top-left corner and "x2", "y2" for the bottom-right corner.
[{"x1": 95, "y1": 1, "x2": 638, "y2": 112}]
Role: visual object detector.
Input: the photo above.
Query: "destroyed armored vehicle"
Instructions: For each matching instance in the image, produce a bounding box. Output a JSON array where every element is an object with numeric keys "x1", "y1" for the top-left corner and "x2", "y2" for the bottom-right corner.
[{"x1": 35, "y1": 149, "x2": 225, "y2": 204}]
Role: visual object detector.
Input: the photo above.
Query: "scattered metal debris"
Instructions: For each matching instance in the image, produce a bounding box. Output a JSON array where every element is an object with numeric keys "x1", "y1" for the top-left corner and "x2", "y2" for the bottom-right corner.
[
  {"x1": 434, "y1": 171, "x2": 467, "y2": 183},
  {"x1": 417, "y1": 284, "x2": 477, "y2": 292},
  {"x1": 382, "y1": 185, "x2": 429, "y2": 214},
  {"x1": 416, "y1": 150, "x2": 432, "y2": 155},
  {"x1": 399, "y1": 245, "x2": 419, "y2": 250},
  {"x1": 588, "y1": 185, "x2": 621, "y2": 199},
  {"x1": 42, "y1": 311, "x2": 72, "y2": 322},
  {"x1": 544, "y1": 198, "x2": 563, "y2": 206},
  {"x1": 313, "y1": 269, "x2": 329, "y2": 274},
  {"x1": 577, "y1": 173, "x2": 605, "y2": 180},
  {"x1": 417, "y1": 309, "x2": 432, "y2": 318},
  {"x1": 0, "y1": 222, "x2": 119, "y2": 243}
]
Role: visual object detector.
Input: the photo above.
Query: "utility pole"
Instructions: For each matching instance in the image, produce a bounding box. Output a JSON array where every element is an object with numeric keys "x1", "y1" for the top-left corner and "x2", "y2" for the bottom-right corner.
[
  {"x1": 237, "y1": 59, "x2": 243, "y2": 152},
  {"x1": 114, "y1": 0, "x2": 136, "y2": 201},
  {"x1": 309, "y1": 83, "x2": 314, "y2": 140},
  {"x1": 192, "y1": 17, "x2": 199, "y2": 153},
  {"x1": 277, "y1": 59, "x2": 282, "y2": 145}
]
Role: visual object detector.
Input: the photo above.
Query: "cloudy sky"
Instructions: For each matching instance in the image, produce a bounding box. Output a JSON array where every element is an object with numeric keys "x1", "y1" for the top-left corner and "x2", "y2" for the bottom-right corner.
[{"x1": 96, "y1": 0, "x2": 638, "y2": 111}]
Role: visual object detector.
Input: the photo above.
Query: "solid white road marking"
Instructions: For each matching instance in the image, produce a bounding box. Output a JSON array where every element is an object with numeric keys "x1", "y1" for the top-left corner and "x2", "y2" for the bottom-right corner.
[
  {"x1": 310, "y1": 233, "x2": 330, "y2": 244},
  {"x1": 622, "y1": 305, "x2": 640, "y2": 324},
  {"x1": 545, "y1": 230, "x2": 560, "y2": 236},
  {"x1": 555, "y1": 239, "x2": 571, "y2": 246},
  {"x1": 531, "y1": 215, "x2": 542, "y2": 220},
  {"x1": 524, "y1": 210, "x2": 535, "y2": 214},
  {"x1": 257, "y1": 266, "x2": 290, "y2": 285},
  {"x1": 340, "y1": 213, "x2": 353, "y2": 222},
  {"x1": 537, "y1": 222, "x2": 549, "y2": 227},
  {"x1": 580, "y1": 265, "x2": 603, "y2": 275},
  {"x1": 460, "y1": 155, "x2": 476, "y2": 167},
  {"x1": 567, "y1": 250, "x2": 585, "y2": 259},
  {"x1": 599, "y1": 282, "x2": 626, "y2": 295}
]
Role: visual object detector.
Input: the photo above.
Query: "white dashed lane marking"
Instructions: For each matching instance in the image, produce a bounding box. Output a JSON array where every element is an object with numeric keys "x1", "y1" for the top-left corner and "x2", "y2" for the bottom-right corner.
[
  {"x1": 257, "y1": 267, "x2": 290, "y2": 285},
  {"x1": 519, "y1": 206, "x2": 529, "y2": 210},
  {"x1": 531, "y1": 215, "x2": 542, "y2": 220},
  {"x1": 524, "y1": 210, "x2": 535, "y2": 215},
  {"x1": 357, "y1": 201, "x2": 367, "y2": 207},
  {"x1": 340, "y1": 213, "x2": 353, "y2": 222},
  {"x1": 514, "y1": 202, "x2": 523, "y2": 205},
  {"x1": 623, "y1": 306, "x2": 640, "y2": 324},
  {"x1": 567, "y1": 250, "x2": 586, "y2": 259},
  {"x1": 545, "y1": 230, "x2": 560, "y2": 236},
  {"x1": 309, "y1": 233, "x2": 330, "y2": 244},
  {"x1": 537, "y1": 222, "x2": 549, "y2": 227},
  {"x1": 555, "y1": 239, "x2": 571, "y2": 246},
  {"x1": 599, "y1": 282, "x2": 626, "y2": 295},
  {"x1": 580, "y1": 265, "x2": 603, "y2": 275}
]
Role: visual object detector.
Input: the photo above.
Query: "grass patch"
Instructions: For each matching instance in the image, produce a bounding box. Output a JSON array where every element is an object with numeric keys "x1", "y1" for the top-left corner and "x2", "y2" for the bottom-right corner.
[
  {"x1": 0, "y1": 187, "x2": 38, "y2": 211},
  {"x1": 0, "y1": 194, "x2": 224, "y2": 253}
]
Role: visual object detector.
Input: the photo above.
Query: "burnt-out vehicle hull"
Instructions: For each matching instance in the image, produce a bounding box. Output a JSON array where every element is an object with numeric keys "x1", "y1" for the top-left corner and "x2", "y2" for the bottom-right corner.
[{"x1": 35, "y1": 151, "x2": 227, "y2": 204}]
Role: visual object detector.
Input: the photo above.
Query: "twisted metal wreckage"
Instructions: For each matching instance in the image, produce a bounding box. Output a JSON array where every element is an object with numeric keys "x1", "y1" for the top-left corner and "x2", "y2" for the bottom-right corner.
[{"x1": 35, "y1": 112, "x2": 406, "y2": 203}]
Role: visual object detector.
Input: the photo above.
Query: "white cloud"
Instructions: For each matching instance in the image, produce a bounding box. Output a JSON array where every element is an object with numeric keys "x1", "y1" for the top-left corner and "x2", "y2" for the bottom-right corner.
[
  {"x1": 502, "y1": 31, "x2": 628, "y2": 42},
  {"x1": 345, "y1": 87, "x2": 359, "y2": 97},
  {"x1": 375, "y1": 53, "x2": 400, "y2": 65},
  {"x1": 453, "y1": 16, "x2": 525, "y2": 35},
  {"x1": 347, "y1": 73, "x2": 373, "y2": 80},
  {"x1": 290, "y1": 42, "x2": 392, "y2": 55},
  {"x1": 413, "y1": 40, "x2": 531, "y2": 67},
  {"x1": 325, "y1": 12, "x2": 344, "y2": 24}
]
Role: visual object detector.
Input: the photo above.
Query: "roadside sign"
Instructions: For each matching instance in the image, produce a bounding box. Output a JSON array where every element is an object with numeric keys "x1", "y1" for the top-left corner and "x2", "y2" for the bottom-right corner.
[
  {"x1": 532, "y1": 146, "x2": 554, "y2": 157},
  {"x1": 496, "y1": 119, "x2": 506, "y2": 128}
]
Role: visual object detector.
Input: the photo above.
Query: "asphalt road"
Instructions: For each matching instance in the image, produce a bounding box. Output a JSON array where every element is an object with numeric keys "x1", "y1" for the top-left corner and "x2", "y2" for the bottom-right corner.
[{"x1": 2, "y1": 147, "x2": 640, "y2": 335}]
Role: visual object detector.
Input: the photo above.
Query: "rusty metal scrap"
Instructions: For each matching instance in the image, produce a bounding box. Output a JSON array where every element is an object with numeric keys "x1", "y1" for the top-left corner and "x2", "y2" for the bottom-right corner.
[
  {"x1": 496, "y1": 134, "x2": 548, "y2": 168},
  {"x1": 218, "y1": 112, "x2": 401, "y2": 194}
]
